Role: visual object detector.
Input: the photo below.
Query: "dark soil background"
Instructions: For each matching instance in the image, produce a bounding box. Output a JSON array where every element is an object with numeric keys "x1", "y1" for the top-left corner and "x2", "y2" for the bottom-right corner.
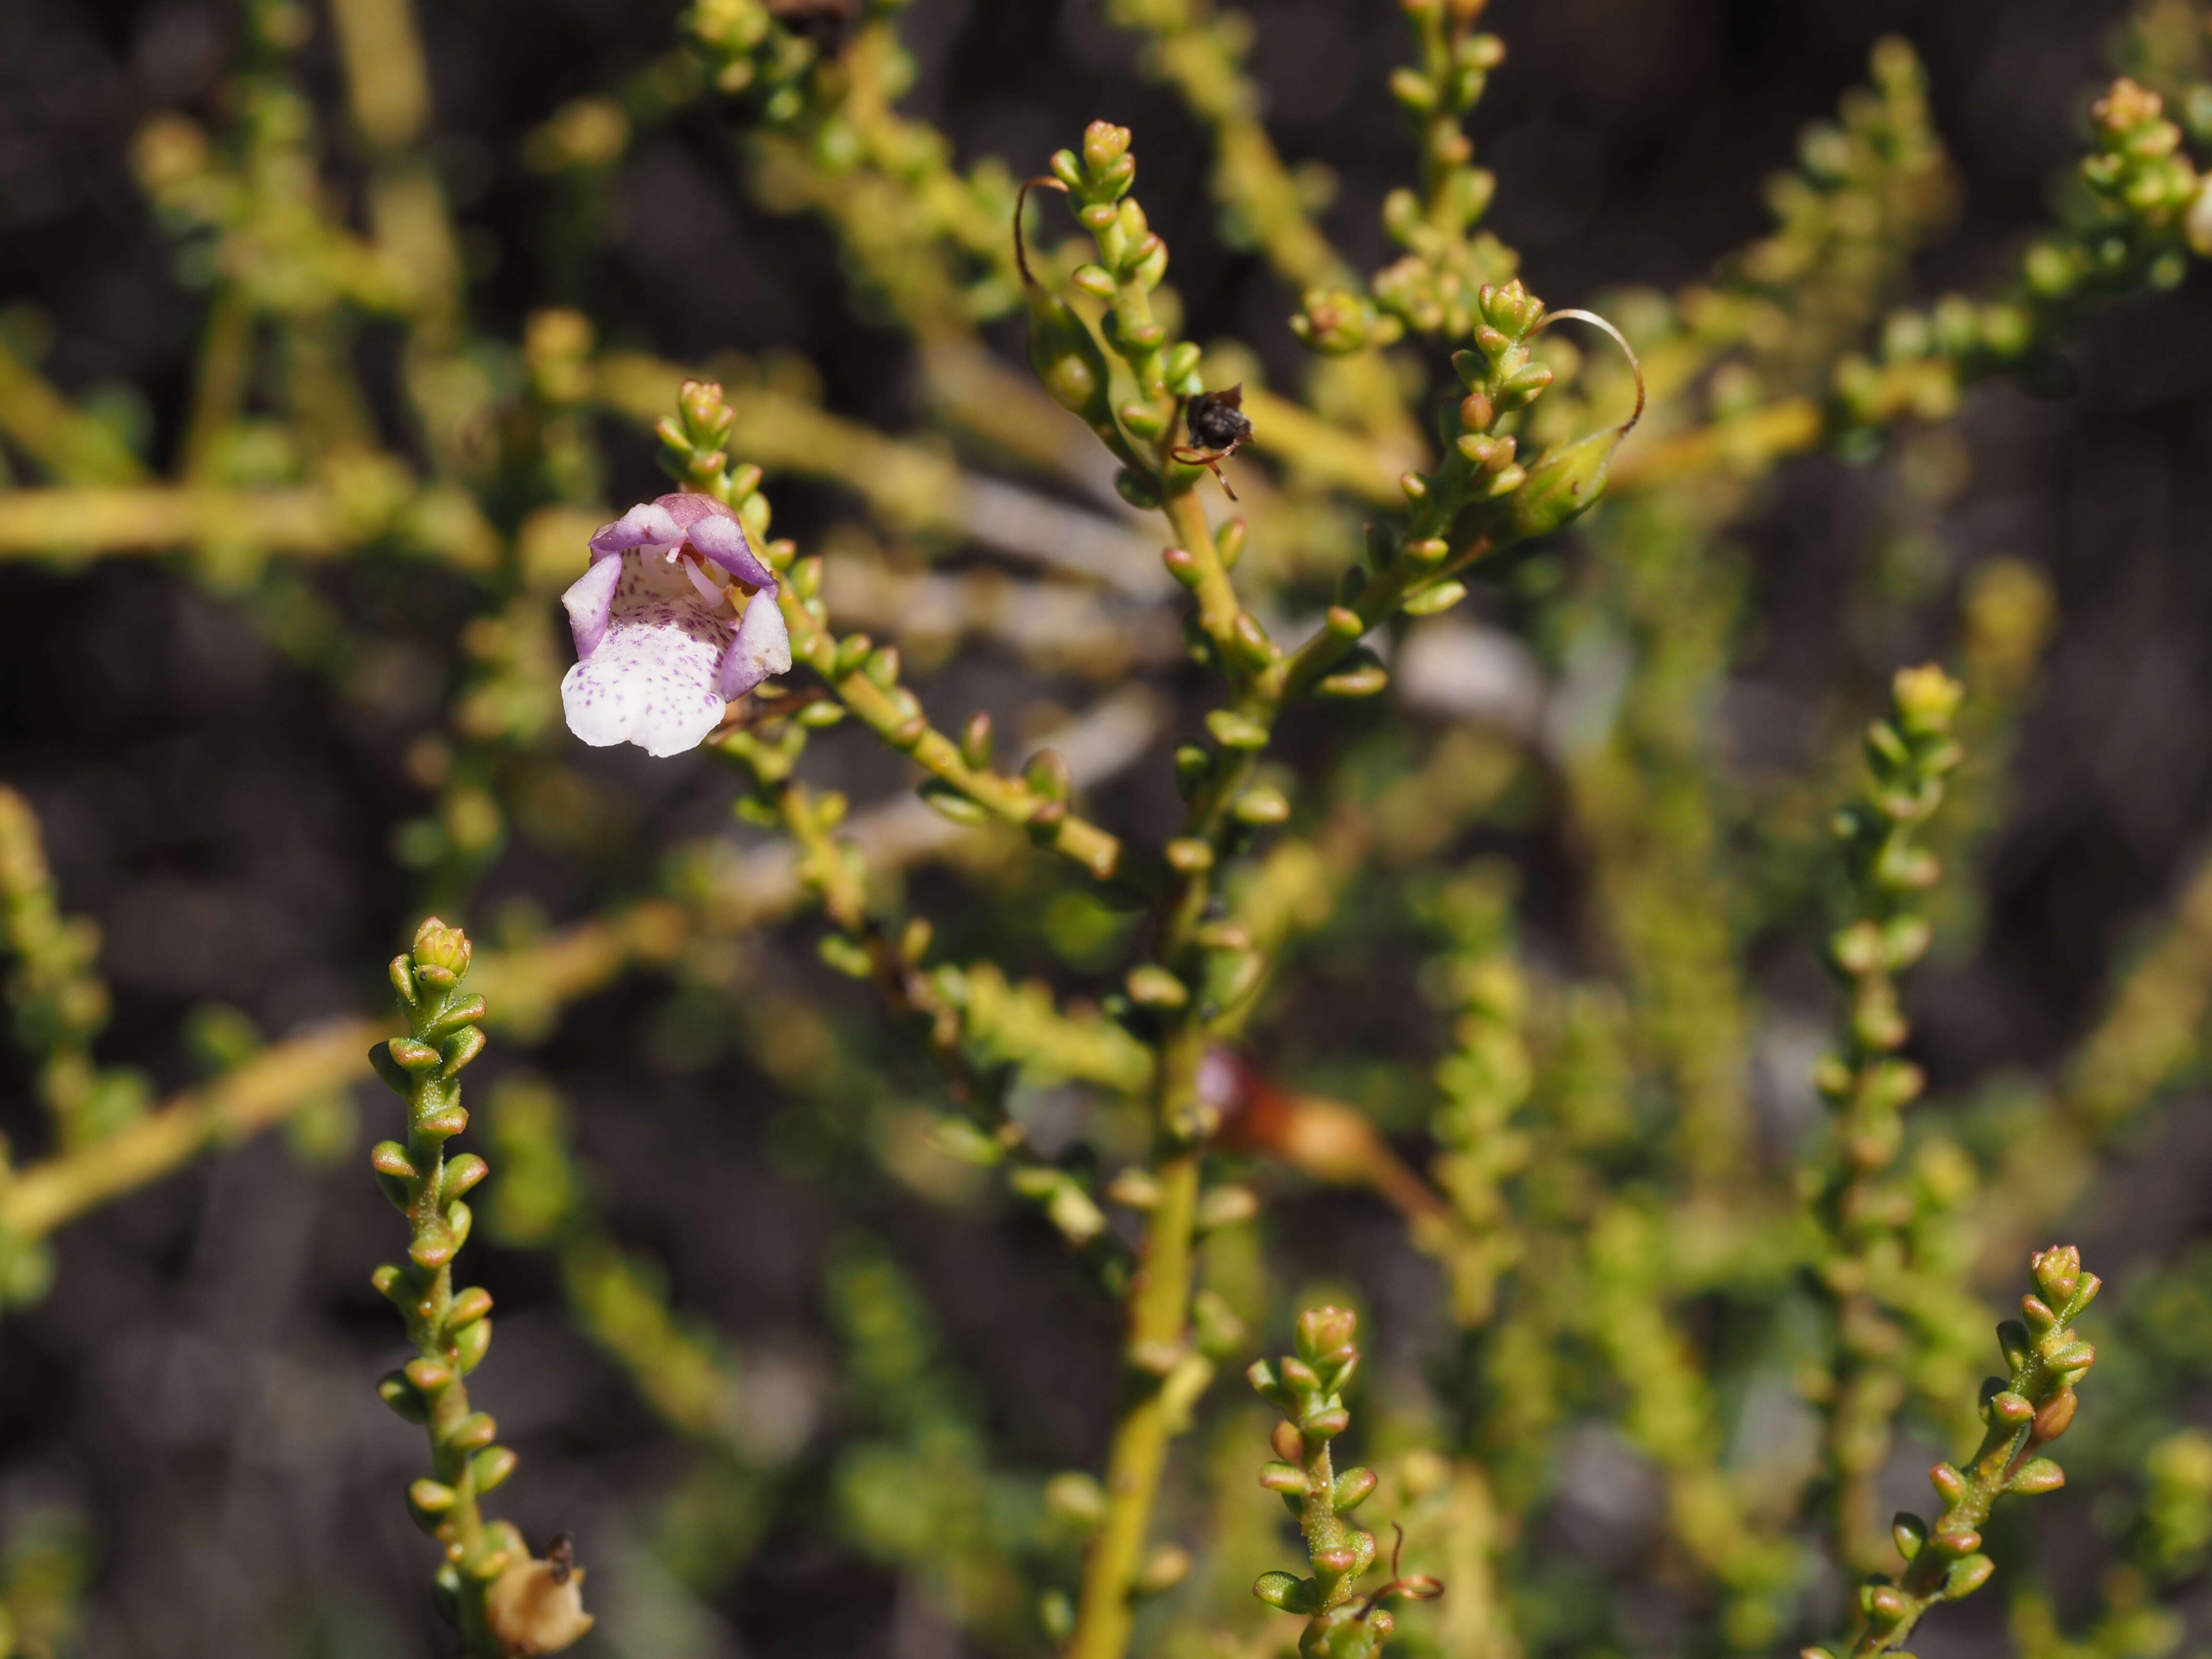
[{"x1": 6, "y1": 0, "x2": 2212, "y2": 1655}]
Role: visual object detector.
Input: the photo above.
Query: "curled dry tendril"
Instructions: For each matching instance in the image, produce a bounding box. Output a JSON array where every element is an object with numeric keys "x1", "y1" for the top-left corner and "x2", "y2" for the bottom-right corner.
[{"x1": 1534, "y1": 306, "x2": 1647, "y2": 436}]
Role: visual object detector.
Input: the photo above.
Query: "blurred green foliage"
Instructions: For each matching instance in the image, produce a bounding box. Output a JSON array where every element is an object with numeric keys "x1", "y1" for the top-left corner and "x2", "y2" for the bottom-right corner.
[{"x1": 8, "y1": 0, "x2": 2212, "y2": 1654}]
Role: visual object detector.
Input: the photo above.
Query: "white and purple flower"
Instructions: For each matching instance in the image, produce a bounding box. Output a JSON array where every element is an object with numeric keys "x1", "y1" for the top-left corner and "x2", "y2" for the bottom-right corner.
[{"x1": 560, "y1": 492, "x2": 793, "y2": 757}]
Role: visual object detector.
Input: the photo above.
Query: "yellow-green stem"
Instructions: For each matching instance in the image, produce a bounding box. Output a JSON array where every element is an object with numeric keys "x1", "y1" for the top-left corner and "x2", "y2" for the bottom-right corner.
[
  {"x1": 1065, "y1": 1143, "x2": 1201, "y2": 1659},
  {"x1": 180, "y1": 291, "x2": 254, "y2": 481},
  {"x1": 1162, "y1": 485, "x2": 1240, "y2": 659},
  {"x1": 401, "y1": 1054, "x2": 500, "y2": 1653},
  {"x1": 0, "y1": 1021, "x2": 383, "y2": 1239},
  {"x1": 1064, "y1": 472, "x2": 1229, "y2": 1659},
  {"x1": 774, "y1": 581, "x2": 1132, "y2": 883}
]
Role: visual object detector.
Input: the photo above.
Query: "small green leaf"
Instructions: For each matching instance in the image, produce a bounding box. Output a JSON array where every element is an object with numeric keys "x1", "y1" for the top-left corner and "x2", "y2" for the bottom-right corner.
[
  {"x1": 2009, "y1": 1457, "x2": 2065, "y2": 1495},
  {"x1": 918, "y1": 779, "x2": 988, "y2": 825},
  {"x1": 1942, "y1": 1553, "x2": 1995, "y2": 1600},
  {"x1": 1258, "y1": 1461, "x2": 1305, "y2": 1493},
  {"x1": 1253, "y1": 1571, "x2": 1315, "y2": 1613},
  {"x1": 1402, "y1": 580, "x2": 1467, "y2": 616},
  {"x1": 1205, "y1": 709, "x2": 1271, "y2": 750}
]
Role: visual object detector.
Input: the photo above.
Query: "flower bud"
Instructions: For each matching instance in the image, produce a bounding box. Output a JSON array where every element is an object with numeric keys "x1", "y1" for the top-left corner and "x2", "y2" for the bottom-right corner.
[
  {"x1": 411, "y1": 917, "x2": 473, "y2": 981},
  {"x1": 1480, "y1": 280, "x2": 1542, "y2": 336},
  {"x1": 678, "y1": 379, "x2": 735, "y2": 443},
  {"x1": 1296, "y1": 1305, "x2": 1358, "y2": 1364},
  {"x1": 1890, "y1": 664, "x2": 1962, "y2": 736},
  {"x1": 1082, "y1": 120, "x2": 1131, "y2": 179},
  {"x1": 2031, "y1": 1244, "x2": 2082, "y2": 1308},
  {"x1": 1292, "y1": 288, "x2": 1401, "y2": 355}
]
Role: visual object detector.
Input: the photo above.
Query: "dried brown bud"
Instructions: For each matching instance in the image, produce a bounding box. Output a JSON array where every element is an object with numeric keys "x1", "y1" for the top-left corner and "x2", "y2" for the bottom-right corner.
[{"x1": 485, "y1": 1541, "x2": 594, "y2": 1656}]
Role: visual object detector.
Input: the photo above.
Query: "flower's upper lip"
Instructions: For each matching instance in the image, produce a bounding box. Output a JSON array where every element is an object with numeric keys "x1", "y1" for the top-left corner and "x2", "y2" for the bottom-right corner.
[
  {"x1": 680, "y1": 509, "x2": 778, "y2": 592},
  {"x1": 654, "y1": 491, "x2": 734, "y2": 532},
  {"x1": 587, "y1": 492, "x2": 778, "y2": 593},
  {"x1": 587, "y1": 499, "x2": 682, "y2": 559}
]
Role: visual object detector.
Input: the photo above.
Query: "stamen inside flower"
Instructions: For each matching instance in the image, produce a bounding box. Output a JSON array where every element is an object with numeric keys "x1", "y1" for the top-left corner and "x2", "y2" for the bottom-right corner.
[{"x1": 681, "y1": 551, "x2": 728, "y2": 607}]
